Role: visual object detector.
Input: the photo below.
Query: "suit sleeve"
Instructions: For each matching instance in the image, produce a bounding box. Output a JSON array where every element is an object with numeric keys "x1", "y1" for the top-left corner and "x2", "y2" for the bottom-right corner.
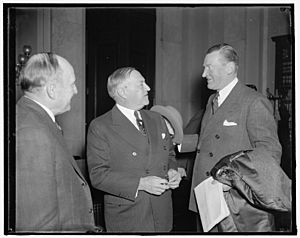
[
  {"x1": 87, "y1": 122, "x2": 140, "y2": 202},
  {"x1": 246, "y1": 96, "x2": 282, "y2": 163},
  {"x1": 158, "y1": 115, "x2": 178, "y2": 170},
  {"x1": 16, "y1": 127, "x2": 59, "y2": 230},
  {"x1": 180, "y1": 134, "x2": 199, "y2": 153}
]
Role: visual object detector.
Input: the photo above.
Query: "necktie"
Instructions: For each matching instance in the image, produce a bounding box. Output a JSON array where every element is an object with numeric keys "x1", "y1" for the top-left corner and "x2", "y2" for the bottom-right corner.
[
  {"x1": 212, "y1": 92, "x2": 219, "y2": 114},
  {"x1": 55, "y1": 121, "x2": 63, "y2": 134},
  {"x1": 134, "y1": 111, "x2": 147, "y2": 136}
]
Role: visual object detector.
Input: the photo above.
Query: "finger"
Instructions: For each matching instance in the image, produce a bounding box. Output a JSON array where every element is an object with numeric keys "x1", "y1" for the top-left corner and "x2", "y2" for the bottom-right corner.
[
  {"x1": 168, "y1": 184, "x2": 179, "y2": 189},
  {"x1": 158, "y1": 179, "x2": 169, "y2": 185},
  {"x1": 153, "y1": 187, "x2": 167, "y2": 195},
  {"x1": 168, "y1": 181, "x2": 179, "y2": 187},
  {"x1": 169, "y1": 175, "x2": 180, "y2": 183}
]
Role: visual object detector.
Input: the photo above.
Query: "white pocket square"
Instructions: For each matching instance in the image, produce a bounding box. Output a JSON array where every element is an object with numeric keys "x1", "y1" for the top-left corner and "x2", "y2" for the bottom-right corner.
[
  {"x1": 162, "y1": 133, "x2": 166, "y2": 139},
  {"x1": 223, "y1": 120, "x2": 237, "y2": 126}
]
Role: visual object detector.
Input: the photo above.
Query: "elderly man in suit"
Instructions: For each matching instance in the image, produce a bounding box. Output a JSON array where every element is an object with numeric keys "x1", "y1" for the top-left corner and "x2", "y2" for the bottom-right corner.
[
  {"x1": 16, "y1": 53, "x2": 99, "y2": 232},
  {"x1": 189, "y1": 43, "x2": 291, "y2": 232},
  {"x1": 87, "y1": 67, "x2": 182, "y2": 232}
]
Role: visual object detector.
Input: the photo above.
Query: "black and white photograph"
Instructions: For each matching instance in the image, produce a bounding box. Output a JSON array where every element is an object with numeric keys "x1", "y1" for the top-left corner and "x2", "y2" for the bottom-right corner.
[{"x1": 2, "y1": 1, "x2": 297, "y2": 235}]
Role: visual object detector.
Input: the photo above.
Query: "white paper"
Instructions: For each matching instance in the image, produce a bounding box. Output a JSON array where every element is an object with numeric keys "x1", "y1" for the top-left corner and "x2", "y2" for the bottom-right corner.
[{"x1": 194, "y1": 176, "x2": 230, "y2": 232}]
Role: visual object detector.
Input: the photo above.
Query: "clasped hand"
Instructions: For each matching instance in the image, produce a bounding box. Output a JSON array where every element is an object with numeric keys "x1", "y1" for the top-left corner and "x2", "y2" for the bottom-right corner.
[
  {"x1": 167, "y1": 169, "x2": 181, "y2": 189},
  {"x1": 138, "y1": 169, "x2": 182, "y2": 195}
]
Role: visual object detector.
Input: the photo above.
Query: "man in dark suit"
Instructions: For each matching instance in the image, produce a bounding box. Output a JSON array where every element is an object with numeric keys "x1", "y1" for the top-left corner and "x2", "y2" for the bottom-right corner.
[
  {"x1": 87, "y1": 67, "x2": 182, "y2": 232},
  {"x1": 189, "y1": 43, "x2": 290, "y2": 232},
  {"x1": 16, "y1": 53, "x2": 98, "y2": 232}
]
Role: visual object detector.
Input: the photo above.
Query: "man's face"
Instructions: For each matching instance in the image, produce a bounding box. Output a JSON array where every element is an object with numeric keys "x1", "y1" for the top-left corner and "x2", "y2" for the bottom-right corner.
[
  {"x1": 202, "y1": 51, "x2": 229, "y2": 91},
  {"x1": 123, "y1": 70, "x2": 150, "y2": 110},
  {"x1": 55, "y1": 63, "x2": 78, "y2": 114}
]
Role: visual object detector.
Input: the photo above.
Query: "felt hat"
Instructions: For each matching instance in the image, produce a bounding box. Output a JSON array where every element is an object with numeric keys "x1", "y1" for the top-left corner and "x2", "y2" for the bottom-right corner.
[{"x1": 150, "y1": 105, "x2": 183, "y2": 144}]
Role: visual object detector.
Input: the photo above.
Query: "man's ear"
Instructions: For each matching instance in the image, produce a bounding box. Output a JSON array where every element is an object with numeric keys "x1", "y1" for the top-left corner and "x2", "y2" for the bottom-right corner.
[
  {"x1": 45, "y1": 83, "x2": 56, "y2": 99},
  {"x1": 226, "y1": 62, "x2": 235, "y2": 75},
  {"x1": 116, "y1": 86, "x2": 127, "y2": 100}
]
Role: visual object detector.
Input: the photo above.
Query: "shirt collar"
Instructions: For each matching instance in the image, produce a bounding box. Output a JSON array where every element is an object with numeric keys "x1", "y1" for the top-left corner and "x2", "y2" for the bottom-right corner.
[
  {"x1": 218, "y1": 77, "x2": 238, "y2": 106},
  {"x1": 116, "y1": 104, "x2": 140, "y2": 129},
  {"x1": 116, "y1": 103, "x2": 135, "y2": 117},
  {"x1": 24, "y1": 95, "x2": 56, "y2": 122}
]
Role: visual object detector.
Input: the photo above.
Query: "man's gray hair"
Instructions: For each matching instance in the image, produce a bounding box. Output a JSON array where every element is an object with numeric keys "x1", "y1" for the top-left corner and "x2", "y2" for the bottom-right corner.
[
  {"x1": 107, "y1": 67, "x2": 136, "y2": 99},
  {"x1": 19, "y1": 52, "x2": 62, "y2": 92}
]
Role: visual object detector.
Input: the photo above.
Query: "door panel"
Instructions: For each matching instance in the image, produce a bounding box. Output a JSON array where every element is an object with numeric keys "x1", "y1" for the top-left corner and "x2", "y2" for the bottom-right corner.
[{"x1": 86, "y1": 8, "x2": 156, "y2": 125}]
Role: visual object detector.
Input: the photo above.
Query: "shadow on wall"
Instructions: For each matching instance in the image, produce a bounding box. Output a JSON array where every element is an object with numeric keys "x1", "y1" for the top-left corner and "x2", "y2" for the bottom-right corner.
[{"x1": 191, "y1": 75, "x2": 214, "y2": 110}]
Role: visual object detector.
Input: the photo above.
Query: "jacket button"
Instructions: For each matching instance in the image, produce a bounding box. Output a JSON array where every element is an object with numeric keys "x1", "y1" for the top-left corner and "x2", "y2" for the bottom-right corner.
[
  {"x1": 206, "y1": 171, "x2": 210, "y2": 177},
  {"x1": 81, "y1": 182, "x2": 85, "y2": 186},
  {"x1": 209, "y1": 152, "x2": 213, "y2": 157},
  {"x1": 145, "y1": 169, "x2": 150, "y2": 174},
  {"x1": 89, "y1": 208, "x2": 93, "y2": 214},
  {"x1": 197, "y1": 149, "x2": 200, "y2": 153},
  {"x1": 163, "y1": 146, "x2": 167, "y2": 150},
  {"x1": 215, "y1": 134, "x2": 220, "y2": 139}
]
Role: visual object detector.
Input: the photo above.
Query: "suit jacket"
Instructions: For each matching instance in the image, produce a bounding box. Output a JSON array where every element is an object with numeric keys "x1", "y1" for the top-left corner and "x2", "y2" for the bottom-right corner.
[
  {"x1": 189, "y1": 81, "x2": 283, "y2": 231},
  {"x1": 211, "y1": 150, "x2": 291, "y2": 212},
  {"x1": 16, "y1": 96, "x2": 95, "y2": 232},
  {"x1": 87, "y1": 105, "x2": 177, "y2": 232}
]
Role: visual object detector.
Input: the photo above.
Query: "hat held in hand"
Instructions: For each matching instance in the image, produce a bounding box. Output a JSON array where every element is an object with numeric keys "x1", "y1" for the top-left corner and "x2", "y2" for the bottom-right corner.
[{"x1": 150, "y1": 105, "x2": 183, "y2": 144}]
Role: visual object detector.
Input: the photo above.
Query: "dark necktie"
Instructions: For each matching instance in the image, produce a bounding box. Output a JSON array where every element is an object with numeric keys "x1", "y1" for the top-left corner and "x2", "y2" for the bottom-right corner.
[
  {"x1": 134, "y1": 111, "x2": 147, "y2": 136},
  {"x1": 212, "y1": 92, "x2": 219, "y2": 114}
]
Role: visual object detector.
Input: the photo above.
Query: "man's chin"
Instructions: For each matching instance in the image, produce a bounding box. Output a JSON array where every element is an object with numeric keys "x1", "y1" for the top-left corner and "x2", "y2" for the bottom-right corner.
[
  {"x1": 207, "y1": 83, "x2": 214, "y2": 90},
  {"x1": 61, "y1": 105, "x2": 71, "y2": 114}
]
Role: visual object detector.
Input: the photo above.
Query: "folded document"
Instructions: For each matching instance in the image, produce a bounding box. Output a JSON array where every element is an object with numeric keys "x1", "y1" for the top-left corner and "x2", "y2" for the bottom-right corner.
[{"x1": 194, "y1": 176, "x2": 230, "y2": 232}]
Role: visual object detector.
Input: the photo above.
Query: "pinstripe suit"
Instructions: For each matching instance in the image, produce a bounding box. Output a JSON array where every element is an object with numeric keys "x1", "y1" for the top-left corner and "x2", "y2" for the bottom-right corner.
[
  {"x1": 189, "y1": 81, "x2": 283, "y2": 231},
  {"x1": 87, "y1": 105, "x2": 177, "y2": 232}
]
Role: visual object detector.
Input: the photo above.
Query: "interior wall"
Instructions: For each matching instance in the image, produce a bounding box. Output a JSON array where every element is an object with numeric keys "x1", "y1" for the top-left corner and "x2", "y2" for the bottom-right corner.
[
  {"x1": 155, "y1": 6, "x2": 290, "y2": 126},
  {"x1": 15, "y1": 8, "x2": 86, "y2": 162},
  {"x1": 155, "y1": 8, "x2": 183, "y2": 116},
  {"x1": 51, "y1": 8, "x2": 86, "y2": 160},
  {"x1": 15, "y1": 9, "x2": 38, "y2": 100},
  {"x1": 14, "y1": 6, "x2": 291, "y2": 158}
]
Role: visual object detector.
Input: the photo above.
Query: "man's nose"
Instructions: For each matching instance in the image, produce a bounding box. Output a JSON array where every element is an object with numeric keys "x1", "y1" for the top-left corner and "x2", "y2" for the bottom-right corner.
[
  {"x1": 145, "y1": 84, "x2": 150, "y2": 91},
  {"x1": 74, "y1": 85, "x2": 78, "y2": 94},
  {"x1": 202, "y1": 68, "x2": 207, "y2": 78}
]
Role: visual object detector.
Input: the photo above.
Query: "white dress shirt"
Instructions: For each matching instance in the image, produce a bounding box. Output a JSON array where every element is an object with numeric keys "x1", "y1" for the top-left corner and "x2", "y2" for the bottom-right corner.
[
  {"x1": 218, "y1": 77, "x2": 238, "y2": 107},
  {"x1": 116, "y1": 104, "x2": 140, "y2": 130}
]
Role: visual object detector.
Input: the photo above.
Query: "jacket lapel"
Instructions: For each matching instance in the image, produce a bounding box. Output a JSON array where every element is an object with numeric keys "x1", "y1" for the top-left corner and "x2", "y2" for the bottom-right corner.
[
  {"x1": 141, "y1": 110, "x2": 162, "y2": 167},
  {"x1": 141, "y1": 110, "x2": 158, "y2": 149},
  {"x1": 201, "y1": 82, "x2": 243, "y2": 138},
  {"x1": 19, "y1": 97, "x2": 87, "y2": 182},
  {"x1": 111, "y1": 106, "x2": 148, "y2": 152}
]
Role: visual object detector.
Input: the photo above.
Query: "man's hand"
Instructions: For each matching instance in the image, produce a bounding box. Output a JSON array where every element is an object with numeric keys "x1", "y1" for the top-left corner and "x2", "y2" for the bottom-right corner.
[
  {"x1": 222, "y1": 184, "x2": 232, "y2": 191},
  {"x1": 167, "y1": 169, "x2": 182, "y2": 189},
  {"x1": 211, "y1": 178, "x2": 232, "y2": 191},
  {"x1": 138, "y1": 176, "x2": 169, "y2": 195},
  {"x1": 178, "y1": 167, "x2": 187, "y2": 178}
]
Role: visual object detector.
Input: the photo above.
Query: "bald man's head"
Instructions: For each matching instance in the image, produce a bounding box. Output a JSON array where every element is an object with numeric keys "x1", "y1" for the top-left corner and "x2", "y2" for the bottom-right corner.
[{"x1": 19, "y1": 53, "x2": 77, "y2": 115}]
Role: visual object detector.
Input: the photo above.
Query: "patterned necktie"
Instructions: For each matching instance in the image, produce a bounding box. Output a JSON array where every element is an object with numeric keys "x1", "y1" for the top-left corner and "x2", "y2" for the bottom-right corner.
[
  {"x1": 212, "y1": 92, "x2": 219, "y2": 114},
  {"x1": 134, "y1": 111, "x2": 147, "y2": 136}
]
